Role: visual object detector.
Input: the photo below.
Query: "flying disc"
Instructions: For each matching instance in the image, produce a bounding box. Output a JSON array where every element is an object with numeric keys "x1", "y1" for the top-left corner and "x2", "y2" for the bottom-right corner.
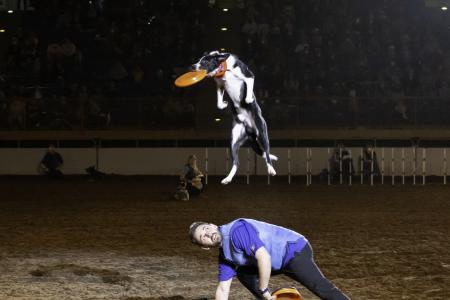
[
  {"x1": 174, "y1": 70, "x2": 207, "y2": 87},
  {"x1": 272, "y1": 287, "x2": 302, "y2": 300}
]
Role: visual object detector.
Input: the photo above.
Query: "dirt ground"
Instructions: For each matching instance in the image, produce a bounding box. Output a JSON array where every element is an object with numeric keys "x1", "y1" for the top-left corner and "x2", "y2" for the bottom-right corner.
[{"x1": 0, "y1": 175, "x2": 449, "y2": 300}]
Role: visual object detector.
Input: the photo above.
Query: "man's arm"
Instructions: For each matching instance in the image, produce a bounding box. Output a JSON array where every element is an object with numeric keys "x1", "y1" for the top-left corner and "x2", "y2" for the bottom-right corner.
[
  {"x1": 215, "y1": 278, "x2": 232, "y2": 300},
  {"x1": 255, "y1": 247, "x2": 274, "y2": 300}
]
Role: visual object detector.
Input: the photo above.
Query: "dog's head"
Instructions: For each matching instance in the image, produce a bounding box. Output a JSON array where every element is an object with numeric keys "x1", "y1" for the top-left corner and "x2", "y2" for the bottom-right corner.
[{"x1": 191, "y1": 51, "x2": 230, "y2": 73}]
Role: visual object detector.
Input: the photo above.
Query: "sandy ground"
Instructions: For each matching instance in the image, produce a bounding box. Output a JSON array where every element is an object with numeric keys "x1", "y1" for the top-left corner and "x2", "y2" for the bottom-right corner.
[{"x1": 0, "y1": 175, "x2": 450, "y2": 300}]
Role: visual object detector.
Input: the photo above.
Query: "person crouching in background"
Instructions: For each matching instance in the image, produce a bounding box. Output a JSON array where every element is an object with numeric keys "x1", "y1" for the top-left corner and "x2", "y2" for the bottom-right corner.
[
  {"x1": 174, "y1": 154, "x2": 205, "y2": 201},
  {"x1": 39, "y1": 144, "x2": 64, "y2": 179}
]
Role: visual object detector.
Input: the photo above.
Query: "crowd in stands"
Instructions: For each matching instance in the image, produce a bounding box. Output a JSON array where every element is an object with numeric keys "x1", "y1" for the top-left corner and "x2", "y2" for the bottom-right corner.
[
  {"x1": 0, "y1": 0, "x2": 206, "y2": 129},
  {"x1": 1, "y1": 0, "x2": 450, "y2": 129},
  {"x1": 241, "y1": 0, "x2": 450, "y2": 99},
  {"x1": 239, "y1": 0, "x2": 450, "y2": 127}
]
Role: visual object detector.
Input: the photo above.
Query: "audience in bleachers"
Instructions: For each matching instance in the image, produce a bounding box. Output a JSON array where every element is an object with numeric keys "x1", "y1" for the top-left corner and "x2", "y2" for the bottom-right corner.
[
  {"x1": 1, "y1": 0, "x2": 207, "y2": 129},
  {"x1": 241, "y1": 0, "x2": 450, "y2": 100},
  {"x1": 1, "y1": 0, "x2": 450, "y2": 129}
]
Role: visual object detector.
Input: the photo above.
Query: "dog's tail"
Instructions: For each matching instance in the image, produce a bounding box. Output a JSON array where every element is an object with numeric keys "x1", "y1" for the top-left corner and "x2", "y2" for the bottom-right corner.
[{"x1": 269, "y1": 154, "x2": 278, "y2": 161}]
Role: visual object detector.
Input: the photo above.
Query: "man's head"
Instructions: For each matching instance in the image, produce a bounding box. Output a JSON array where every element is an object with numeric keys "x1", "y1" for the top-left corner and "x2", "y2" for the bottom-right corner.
[
  {"x1": 189, "y1": 221, "x2": 222, "y2": 249},
  {"x1": 191, "y1": 51, "x2": 230, "y2": 73},
  {"x1": 48, "y1": 144, "x2": 56, "y2": 153}
]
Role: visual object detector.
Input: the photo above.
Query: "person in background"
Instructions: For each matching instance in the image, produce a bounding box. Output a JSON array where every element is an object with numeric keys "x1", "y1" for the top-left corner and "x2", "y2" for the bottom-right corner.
[
  {"x1": 39, "y1": 144, "x2": 64, "y2": 179},
  {"x1": 327, "y1": 143, "x2": 354, "y2": 182},
  {"x1": 360, "y1": 143, "x2": 380, "y2": 178},
  {"x1": 174, "y1": 154, "x2": 205, "y2": 200}
]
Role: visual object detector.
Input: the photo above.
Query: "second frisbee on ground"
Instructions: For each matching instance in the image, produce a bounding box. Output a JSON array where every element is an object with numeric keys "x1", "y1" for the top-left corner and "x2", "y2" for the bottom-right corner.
[{"x1": 272, "y1": 287, "x2": 302, "y2": 300}]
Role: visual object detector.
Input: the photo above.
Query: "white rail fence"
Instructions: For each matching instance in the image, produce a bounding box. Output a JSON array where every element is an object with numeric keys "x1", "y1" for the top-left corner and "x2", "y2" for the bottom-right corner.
[{"x1": 0, "y1": 147, "x2": 449, "y2": 185}]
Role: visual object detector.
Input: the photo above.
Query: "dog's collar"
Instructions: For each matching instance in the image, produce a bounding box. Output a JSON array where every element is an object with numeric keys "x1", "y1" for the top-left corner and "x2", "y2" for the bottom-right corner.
[{"x1": 214, "y1": 61, "x2": 227, "y2": 78}]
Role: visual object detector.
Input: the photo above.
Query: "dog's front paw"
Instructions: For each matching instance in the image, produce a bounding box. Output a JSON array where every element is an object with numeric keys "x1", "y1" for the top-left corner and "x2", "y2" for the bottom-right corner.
[
  {"x1": 217, "y1": 101, "x2": 228, "y2": 109},
  {"x1": 245, "y1": 97, "x2": 254, "y2": 104},
  {"x1": 221, "y1": 177, "x2": 232, "y2": 185}
]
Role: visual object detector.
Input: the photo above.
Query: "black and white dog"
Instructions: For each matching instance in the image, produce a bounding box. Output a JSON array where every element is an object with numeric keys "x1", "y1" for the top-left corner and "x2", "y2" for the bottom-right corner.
[{"x1": 191, "y1": 51, "x2": 277, "y2": 185}]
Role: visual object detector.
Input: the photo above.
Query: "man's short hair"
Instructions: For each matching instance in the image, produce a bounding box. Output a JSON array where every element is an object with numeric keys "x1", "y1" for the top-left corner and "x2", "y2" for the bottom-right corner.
[{"x1": 189, "y1": 221, "x2": 207, "y2": 244}]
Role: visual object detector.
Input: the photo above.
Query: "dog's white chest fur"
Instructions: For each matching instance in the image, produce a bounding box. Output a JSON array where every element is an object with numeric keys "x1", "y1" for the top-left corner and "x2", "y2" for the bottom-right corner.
[{"x1": 215, "y1": 74, "x2": 242, "y2": 104}]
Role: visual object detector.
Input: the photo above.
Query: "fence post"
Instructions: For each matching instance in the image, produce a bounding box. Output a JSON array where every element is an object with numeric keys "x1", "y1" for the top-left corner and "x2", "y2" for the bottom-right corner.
[
  {"x1": 422, "y1": 148, "x2": 426, "y2": 185},
  {"x1": 413, "y1": 146, "x2": 416, "y2": 185},
  {"x1": 360, "y1": 148, "x2": 364, "y2": 184},
  {"x1": 327, "y1": 148, "x2": 331, "y2": 185},
  {"x1": 288, "y1": 149, "x2": 292, "y2": 185},
  {"x1": 391, "y1": 148, "x2": 395, "y2": 185},
  {"x1": 349, "y1": 149, "x2": 352, "y2": 186},
  {"x1": 205, "y1": 148, "x2": 209, "y2": 185},
  {"x1": 306, "y1": 148, "x2": 312, "y2": 186},
  {"x1": 370, "y1": 147, "x2": 374, "y2": 186},
  {"x1": 401, "y1": 148, "x2": 405, "y2": 185},
  {"x1": 444, "y1": 148, "x2": 447, "y2": 185},
  {"x1": 381, "y1": 148, "x2": 385, "y2": 185},
  {"x1": 339, "y1": 147, "x2": 343, "y2": 185}
]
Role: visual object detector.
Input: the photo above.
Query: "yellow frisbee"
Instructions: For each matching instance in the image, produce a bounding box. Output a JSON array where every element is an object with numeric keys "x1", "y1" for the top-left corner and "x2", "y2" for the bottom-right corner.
[
  {"x1": 174, "y1": 70, "x2": 207, "y2": 87},
  {"x1": 272, "y1": 287, "x2": 302, "y2": 300}
]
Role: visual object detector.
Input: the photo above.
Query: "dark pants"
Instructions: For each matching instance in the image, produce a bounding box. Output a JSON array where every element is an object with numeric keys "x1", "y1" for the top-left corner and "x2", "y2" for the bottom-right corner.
[
  {"x1": 46, "y1": 168, "x2": 64, "y2": 179},
  {"x1": 236, "y1": 242, "x2": 350, "y2": 300},
  {"x1": 186, "y1": 177, "x2": 205, "y2": 197}
]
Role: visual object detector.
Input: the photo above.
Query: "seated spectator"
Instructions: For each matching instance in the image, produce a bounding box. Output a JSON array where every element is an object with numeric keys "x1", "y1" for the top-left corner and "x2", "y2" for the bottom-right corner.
[
  {"x1": 39, "y1": 144, "x2": 64, "y2": 179},
  {"x1": 323, "y1": 144, "x2": 354, "y2": 182},
  {"x1": 174, "y1": 154, "x2": 205, "y2": 201},
  {"x1": 360, "y1": 144, "x2": 380, "y2": 177}
]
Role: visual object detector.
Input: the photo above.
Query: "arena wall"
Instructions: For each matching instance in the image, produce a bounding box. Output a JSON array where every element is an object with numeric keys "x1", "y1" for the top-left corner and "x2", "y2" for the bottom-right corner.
[{"x1": 0, "y1": 147, "x2": 447, "y2": 176}]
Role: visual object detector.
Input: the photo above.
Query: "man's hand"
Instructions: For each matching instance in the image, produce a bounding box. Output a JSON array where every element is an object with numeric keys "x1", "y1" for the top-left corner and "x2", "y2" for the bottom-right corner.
[
  {"x1": 255, "y1": 247, "x2": 272, "y2": 300},
  {"x1": 262, "y1": 291, "x2": 276, "y2": 300}
]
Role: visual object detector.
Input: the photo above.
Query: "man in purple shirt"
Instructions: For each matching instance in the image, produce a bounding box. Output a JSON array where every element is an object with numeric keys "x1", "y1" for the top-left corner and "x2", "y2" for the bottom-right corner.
[{"x1": 189, "y1": 218, "x2": 350, "y2": 300}]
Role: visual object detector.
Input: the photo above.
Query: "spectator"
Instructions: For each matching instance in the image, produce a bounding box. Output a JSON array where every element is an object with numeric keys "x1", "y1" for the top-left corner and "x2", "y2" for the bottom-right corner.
[
  {"x1": 174, "y1": 154, "x2": 205, "y2": 201},
  {"x1": 360, "y1": 143, "x2": 381, "y2": 178},
  {"x1": 326, "y1": 144, "x2": 355, "y2": 182},
  {"x1": 39, "y1": 144, "x2": 64, "y2": 179}
]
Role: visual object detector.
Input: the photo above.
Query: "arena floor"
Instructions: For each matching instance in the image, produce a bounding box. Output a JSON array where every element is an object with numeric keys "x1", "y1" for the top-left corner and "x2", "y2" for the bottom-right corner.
[{"x1": 0, "y1": 175, "x2": 449, "y2": 300}]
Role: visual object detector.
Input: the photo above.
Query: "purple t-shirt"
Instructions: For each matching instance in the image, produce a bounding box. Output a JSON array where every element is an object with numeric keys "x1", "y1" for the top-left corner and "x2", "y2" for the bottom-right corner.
[{"x1": 218, "y1": 220, "x2": 306, "y2": 281}]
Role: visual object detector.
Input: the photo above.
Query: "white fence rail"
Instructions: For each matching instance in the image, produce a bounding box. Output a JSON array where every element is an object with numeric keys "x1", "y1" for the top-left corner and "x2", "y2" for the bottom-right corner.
[{"x1": 1, "y1": 147, "x2": 449, "y2": 185}]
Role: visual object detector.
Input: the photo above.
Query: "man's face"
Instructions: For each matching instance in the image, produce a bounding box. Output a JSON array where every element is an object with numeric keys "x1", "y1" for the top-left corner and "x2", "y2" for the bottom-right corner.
[{"x1": 193, "y1": 223, "x2": 222, "y2": 248}]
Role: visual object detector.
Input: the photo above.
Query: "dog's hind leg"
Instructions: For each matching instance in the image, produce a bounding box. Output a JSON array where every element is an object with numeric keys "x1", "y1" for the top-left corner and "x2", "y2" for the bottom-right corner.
[
  {"x1": 252, "y1": 114, "x2": 277, "y2": 176},
  {"x1": 222, "y1": 123, "x2": 247, "y2": 185}
]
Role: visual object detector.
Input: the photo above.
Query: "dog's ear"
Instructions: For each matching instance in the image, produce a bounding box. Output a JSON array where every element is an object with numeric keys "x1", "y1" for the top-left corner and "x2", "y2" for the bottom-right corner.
[
  {"x1": 217, "y1": 53, "x2": 230, "y2": 62},
  {"x1": 208, "y1": 50, "x2": 220, "y2": 56}
]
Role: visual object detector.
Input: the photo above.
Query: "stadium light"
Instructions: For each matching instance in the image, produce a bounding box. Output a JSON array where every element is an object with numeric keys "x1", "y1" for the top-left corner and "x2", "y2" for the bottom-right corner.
[
  {"x1": 0, "y1": 29, "x2": 5, "y2": 33},
  {"x1": 214, "y1": 118, "x2": 221, "y2": 122},
  {"x1": 223, "y1": 8, "x2": 229, "y2": 12},
  {"x1": 221, "y1": 27, "x2": 228, "y2": 31},
  {"x1": 7, "y1": 10, "x2": 14, "y2": 14},
  {"x1": 442, "y1": 6, "x2": 448, "y2": 10},
  {"x1": 220, "y1": 48, "x2": 226, "y2": 51}
]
